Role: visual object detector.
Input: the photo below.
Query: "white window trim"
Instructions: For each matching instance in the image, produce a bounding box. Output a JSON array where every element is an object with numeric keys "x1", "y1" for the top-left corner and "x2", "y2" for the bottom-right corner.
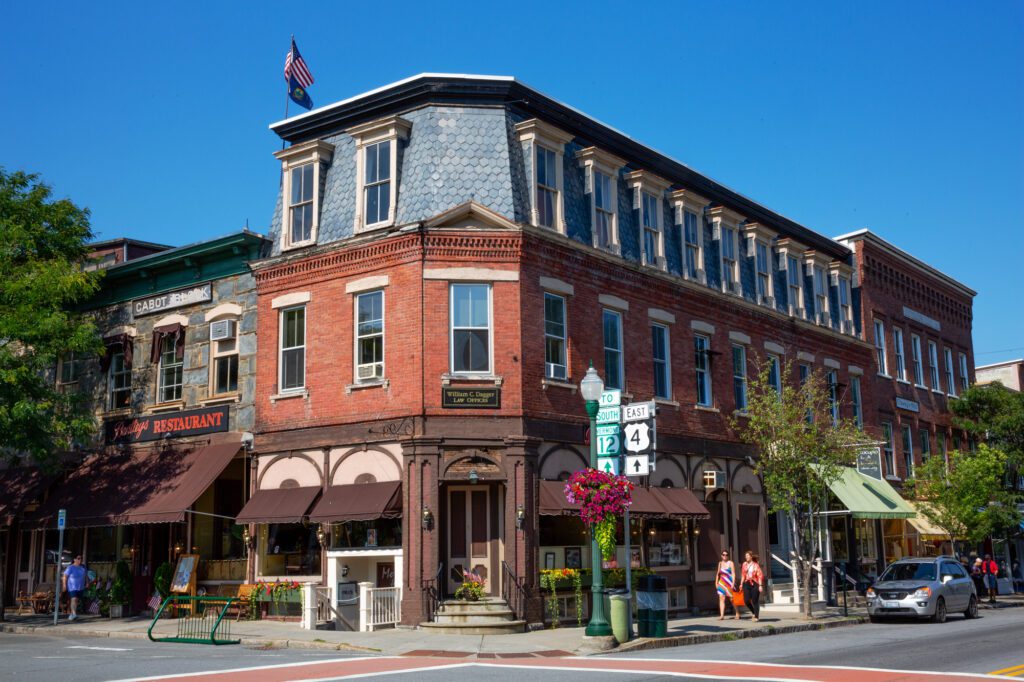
[
  {"x1": 851, "y1": 376, "x2": 863, "y2": 427},
  {"x1": 944, "y1": 347, "x2": 956, "y2": 397},
  {"x1": 544, "y1": 292, "x2": 568, "y2": 381},
  {"x1": 518, "y1": 119, "x2": 574, "y2": 234},
  {"x1": 354, "y1": 289, "x2": 385, "y2": 384},
  {"x1": 209, "y1": 319, "x2": 240, "y2": 398},
  {"x1": 652, "y1": 322, "x2": 671, "y2": 399},
  {"x1": 602, "y1": 308, "x2": 625, "y2": 391},
  {"x1": 672, "y1": 189, "x2": 709, "y2": 285},
  {"x1": 777, "y1": 238, "x2": 808, "y2": 319},
  {"x1": 156, "y1": 334, "x2": 184, "y2": 405},
  {"x1": 108, "y1": 346, "x2": 132, "y2": 411},
  {"x1": 576, "y1": 147, "x2": 625, "y2": 252},
  {"x1": 768, "y1": 353, "x2": 783, "y2": 396},
  {"x1": 732, "y1": 343, "x2": 748, "y2": 412},
  {"x1": 627, "y1": 170, "x2": 671, "y2": 270},
  {"x1": 829, "y1": 261, "x2": 854, "y2": 334},
  {"x1": 910, "y1": 334, "x2": 925, "y2": 387},
  {"x1": 348, "y1": 115, "x2": 411, "y2": 233},
  {"x1": 901, "y1": 425, "x2": 914, "y2": 477},
  {"x1": 694, "y1": 334, "x2": 713, "y2": 407},
  {"x1": 278, "y1": 305, "x2": 307, "y2": 393},
  {"x1": 881, "y1": 422, "x2": 895, "y2": 477},
  {"x1": 274, "y1": 139, "x2": 335, "y2": 250},
  {"x1": 826, "y1": 369, "x2": 839, "y2": 425},
  {"x1": 874, "y1": 319, "x2": 889, "y2": 376},
  {"x1": 449, "y1": 283, "x2": 493, "y2": 376},
  {"x1": 893, "y1": 327, "x2": 907, "y2": 382},
  {"x1": 708, "y1": 205, "x2": 744, "y2": 296},
  {"x1": 743, "y1": 222, "x2": 777, "y2": 308},
  {"x1": 958, "y1": 352, "x2": 969, "y2": 393},
  {"x1": 928, "y1": 340, "x2": 940, "y2": 391},
  {"x1": 805, "y1": 251, "x2": 832, "y2": 327}
]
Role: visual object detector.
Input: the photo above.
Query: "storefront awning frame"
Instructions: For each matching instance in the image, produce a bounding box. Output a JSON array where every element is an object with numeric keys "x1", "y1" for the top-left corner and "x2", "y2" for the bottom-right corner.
[{"x1": 824, "y1": 466, "x2": 916, "y2": 520}]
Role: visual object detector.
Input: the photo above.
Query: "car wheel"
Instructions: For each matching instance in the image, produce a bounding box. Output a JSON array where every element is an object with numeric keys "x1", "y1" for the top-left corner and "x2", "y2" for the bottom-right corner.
[
  {"x1": 931, "y1": 597, "x2": 946, "y2": 623},
  {"x1": 964, "y1": 595, "x2": 978, "y2": 619}
]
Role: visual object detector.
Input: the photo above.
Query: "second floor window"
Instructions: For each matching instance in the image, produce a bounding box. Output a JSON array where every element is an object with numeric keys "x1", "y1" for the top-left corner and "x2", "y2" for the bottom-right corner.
[
  {"x1": 544, "y1": 293, "x2": 567, "y2": 380},
  {"x1": 451, "y1": 284, "x2": 491, "y2": 374},
  {"x1": 602, "y1": 309, "x2": 623, "y2": 390},
  {"x1": 288, "y1": 163, "x2": 314, "y2": 245},
  {"x1": 893, "y1": 328, "x2": 906, "y2": 381},
  {"x1": 851, "y1": 376, "x2": 863, "y2": 427},
  {"x1": 732, "y1": 344, "x2": 747, "y2": 412},
  {"x1": 364, "y1": 140, "x2": 391, "y2": 227},
  {"x1": 536, "y1": 146, "x2": 559, "y2": 229},
  {"x1": 944, "y1": 348, "x2": 956, "y2": 396},
  {"x1": 211, "y1": 328, "x2": 239, "y2": 396},
  {"x1": 58, "y1": 351, "x2": 82, "y2": 387},
  {"x1": 882, "y1": 422, "x2": 895, "y2": 476},
  {"x1": 911, "y1": 334, "x2": 924, "y2": 385},
  {"x1": 937, "y1": 431, "x2": 947, "y2": 461},
  {"x1": 928, "y1": 341, "x2": 940, "y2": 389},
  {"x1": 901, "y1": 425, "x2": 914, "y2": 478},
  {"x1": 109, "y1": 346, "x2": 131, "y2": 409},
  {"x1": 158, "y1": 336, "x2": 183, "y2": 403},
  {"x1": 768, "y1": 354, "x2": 782, "y2": 396},
  {"x1": 356, "y1": 291, "x2": 384, "y2": 382},
  {"x1": 694, "y1": 335, "x2": 712, "y2": 407},
  {"x1": 755, "y1": 242, "x2": 771, "y2": 303},
  {"x1": 642, "y1": 192, "x2": 660, "y2": 267},
  {"x1": 826, "y1": 370, "x2": 839, "y2": 425},
  {"x1": 799, "y1": 363, "x2": 812, "y2": 423},
  {"x1": 874, "y1": 320, "x2": 888, "y2": 375},
  {"x1": 958, "y1": 352, "x2": 969, "y2": 393},
  {"x1": 651, "y1": 324, "x2": 670, "y2": 399},
  {"x1": 594, "y1": 170, "x2": 614, "y2": 249},
  {"x1": 280, "y1": 306, "x2": 306, "y2": 392},
  {"x1": 683, "y1": 210, "x2": 701, "y2": 279}
]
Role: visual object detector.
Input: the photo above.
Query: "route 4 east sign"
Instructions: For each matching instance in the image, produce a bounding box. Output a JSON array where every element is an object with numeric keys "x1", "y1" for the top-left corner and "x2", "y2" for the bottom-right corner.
[{"x1": 623, "y1": 421, "x2": 652, "y2": 453}]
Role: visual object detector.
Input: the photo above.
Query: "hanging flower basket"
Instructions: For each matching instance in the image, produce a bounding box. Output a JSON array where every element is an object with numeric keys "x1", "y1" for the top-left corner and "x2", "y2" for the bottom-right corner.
[{"x1": 564, "y1": 468, "x2": 633, "y2": 560}]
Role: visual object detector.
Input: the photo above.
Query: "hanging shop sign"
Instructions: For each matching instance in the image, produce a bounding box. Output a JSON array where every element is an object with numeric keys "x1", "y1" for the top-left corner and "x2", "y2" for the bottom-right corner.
[
  {"x1": 133, "y1": 283, "x2": 212, "y2": 317},
  {"x1": 105, "y1": 405, "x2": 230, "y2": 444},
  {"x1": 441, "y1": 387, "x2": 500, "y2": 409},
  {"x1": 856, "y1": 447, "x2": 884, "y2": 481}
]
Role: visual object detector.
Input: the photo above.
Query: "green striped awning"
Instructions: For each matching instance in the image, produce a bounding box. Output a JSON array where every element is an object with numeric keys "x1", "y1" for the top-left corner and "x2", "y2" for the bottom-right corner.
[{"x1": 826, "y1": 466, "x2": 916, "y2": 519}]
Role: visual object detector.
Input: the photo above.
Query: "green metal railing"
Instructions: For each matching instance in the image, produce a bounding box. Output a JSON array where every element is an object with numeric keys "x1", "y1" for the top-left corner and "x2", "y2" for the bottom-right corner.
[{"x1": 147, "y1": 596, "x2": 240, "y2": 645}]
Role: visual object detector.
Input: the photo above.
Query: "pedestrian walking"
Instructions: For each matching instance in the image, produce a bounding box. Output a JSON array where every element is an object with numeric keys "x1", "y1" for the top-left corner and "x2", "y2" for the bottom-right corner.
[
  {"x1": 982, "y1": 554, "x2": 999, "y2": 603},
  {"x1": 62, "y1": 555, "x2": 87, "y2": 621},
  {"x1": 971, "y1": 557, "x2": 985, "y2": 597},
  {"x1": 741, "y1": 551, "x2": 765, "y2": 622},
  {"x1": 716, "y1": 550, "x2": 739, "y2": 620}
]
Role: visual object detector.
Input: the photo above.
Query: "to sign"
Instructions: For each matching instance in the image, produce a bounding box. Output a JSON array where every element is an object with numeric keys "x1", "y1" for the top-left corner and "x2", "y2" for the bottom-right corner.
[
  {"x1": 596, "y1": 406, "x2": 621, "y2": 424},
  {"x1": 623, "y1": 422, "x2": 652, "y2": 453},
  {"x1": 57, "y1": 509, "x2": 66, "y2": 531},
  {"x1": 600, "y1": 390, "x2": 622, "y2": 407},
  {"x1": 597, "y1": 432, "x2": 621, "y2": 456},
  {"x1": 597, "y1": 456, "x2": 620, "y2": 476},
  {"x1": 626, "y1": 455, "x2": 650, "y2": 477},
  {"x1": 622, "y1": 401, "x2": 654, "y2": 423}
]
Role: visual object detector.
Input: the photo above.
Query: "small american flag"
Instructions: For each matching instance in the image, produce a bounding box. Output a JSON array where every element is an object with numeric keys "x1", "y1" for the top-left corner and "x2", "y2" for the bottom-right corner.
[
  {"x1": 148, "y1": 593, "x2": 162, "y2": 611},
  {"x1": 284, "y1": 38, "x2": 314, "y2": 89}
]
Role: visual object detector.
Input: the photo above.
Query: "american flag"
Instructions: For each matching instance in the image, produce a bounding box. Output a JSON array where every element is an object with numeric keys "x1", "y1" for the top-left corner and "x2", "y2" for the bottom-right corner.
[{"x1": 284, "y1": 38, "x2": 314, "y2": 89}]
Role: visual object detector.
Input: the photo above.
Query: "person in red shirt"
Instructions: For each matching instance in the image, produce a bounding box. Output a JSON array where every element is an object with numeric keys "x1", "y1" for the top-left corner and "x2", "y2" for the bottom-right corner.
[
  {"x1": 982, "y1": 554, "x2": 999, "y2": 603},
  {"x1": 740, "y1": 550, "x2": 765, "y2": 621}
]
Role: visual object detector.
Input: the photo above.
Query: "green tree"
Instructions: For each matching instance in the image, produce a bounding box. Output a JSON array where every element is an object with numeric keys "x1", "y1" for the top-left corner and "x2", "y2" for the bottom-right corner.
[
  {"x1": 951, "y1": 383, "x2": 1024, "y2": 466},
  {"x1": 0, "y1": 169, "x2": 103, "y2": 468},
  {"x1": 907, "y1": 444, "x2": 1019, "y2": 548},
  {"x1": 731, "y1": 359, "x2": 866, "y2": 618}
]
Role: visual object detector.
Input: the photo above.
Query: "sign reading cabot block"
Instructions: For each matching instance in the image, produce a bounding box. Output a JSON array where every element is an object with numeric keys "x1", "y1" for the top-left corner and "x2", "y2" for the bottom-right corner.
[
  {"x1": 105, "y1": 405, "x2": 230, "y2": 444},
  {"x1": 133, "y1": 283, "x2": 212, "y2": 317},
  {"x1": 895, "y1": 397, "x2": 920, "y2": 413},
  {"x1": 441, "y1": 387, "x2": 501, "y2": 409}
]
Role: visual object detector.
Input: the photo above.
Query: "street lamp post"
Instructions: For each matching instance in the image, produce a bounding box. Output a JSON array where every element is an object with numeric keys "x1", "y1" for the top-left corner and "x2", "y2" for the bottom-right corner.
[{"x1": 580, "y1": 364, "x2": 612, "y2": 637}]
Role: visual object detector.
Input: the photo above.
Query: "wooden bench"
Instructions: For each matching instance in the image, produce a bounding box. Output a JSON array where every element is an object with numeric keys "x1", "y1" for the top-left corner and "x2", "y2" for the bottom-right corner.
[{"x1": 225, "y1": 583, "x2": 259, "y2": 621}]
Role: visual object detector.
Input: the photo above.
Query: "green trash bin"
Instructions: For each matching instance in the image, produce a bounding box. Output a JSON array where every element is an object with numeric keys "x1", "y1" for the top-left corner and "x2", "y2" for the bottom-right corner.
[
  {"x1": 636, "y1": 575, "x2": 668, "y2": 638},
  {"x1": 609, "y1": 590, "x2": 630, "y2": 644}
]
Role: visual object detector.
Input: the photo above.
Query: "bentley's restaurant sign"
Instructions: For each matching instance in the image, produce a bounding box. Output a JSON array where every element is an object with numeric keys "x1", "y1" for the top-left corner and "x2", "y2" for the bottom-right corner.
[
  {"x1": 133, "y1": 283, "x2": 212, "y2": 317},
  {"x1": 105, "y1": 405, "x2": 229, "y2": 444}
]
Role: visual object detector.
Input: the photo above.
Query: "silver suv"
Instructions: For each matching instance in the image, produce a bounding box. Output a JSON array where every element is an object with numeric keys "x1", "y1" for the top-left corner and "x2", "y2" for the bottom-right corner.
[{"x1": 866, "y1": 556, "x2": 978, "y2": 623}]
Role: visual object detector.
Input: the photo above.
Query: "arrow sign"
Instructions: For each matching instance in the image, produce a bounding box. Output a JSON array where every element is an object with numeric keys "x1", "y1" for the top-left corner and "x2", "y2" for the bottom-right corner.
[
  {"x1": 626, "y1": 454, "x2": 650, "y2": 477},
  {"x1": 623, "y1": 422, "x2": 652, "y2": 453},
  {"x1": 597, "y1": 456, "x2": 620, "y2": 476}
]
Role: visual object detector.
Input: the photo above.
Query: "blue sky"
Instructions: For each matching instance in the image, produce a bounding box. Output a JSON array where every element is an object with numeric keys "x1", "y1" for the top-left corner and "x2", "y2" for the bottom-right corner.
[{"x1": 3, "y1": 1, "x2": 1022, "y2": 364}]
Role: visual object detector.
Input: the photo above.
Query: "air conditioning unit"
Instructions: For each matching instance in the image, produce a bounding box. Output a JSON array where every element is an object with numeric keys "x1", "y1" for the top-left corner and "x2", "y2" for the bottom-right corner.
[
  {"x1": 209, "y1": 319, "x2": 236, "y2": 341},
  {"x1": 817, "y1": 311, "x2": 830, "y2": 326},
  {"x1": 357, "y1": 363, "x2": 383, "y2": 381},
  {"x1": 703, "y1": 470, "x2": 727, "y2": 490},
  {"x1": 546, "y1": 363, "x2": 567, "y2": 381},
  {"x1": 842, "y1": 319, "x2": 854, "y2": 335},
  {"x1": 760, "y1": 295, "x2": 775, "y2": 308},
  {"x1": 729, "y1": 281, "x2": 742, "y2": 295}
]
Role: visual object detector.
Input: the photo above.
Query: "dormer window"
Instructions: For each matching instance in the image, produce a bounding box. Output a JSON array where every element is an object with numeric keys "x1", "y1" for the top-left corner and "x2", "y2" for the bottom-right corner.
[
  {"x1": 829, "y1": 262, "x2": 854, "y2": 334},
  {"x1": 348, "y1": 115, "x2": 411, "y2": 232},
  {"x1": 518, "y1": 119, "x2": 574, "y2": 234},
  {"x1": 777, "y1": 238, "x2": 808, "y2": 319},
  {"x1": 672, "y1": 190, "x2": 709, "y2": 284},
  {"x1": 743, "y1": 223, "x2": 777, "y2": 308},
  {"x1": 274, "y1": 139, "x2": 335, "y2": 250},
  {"x1": 804, "y1": 251, "x2": 832, "y2": 326},
  {"x1": 708, "y1": 206, "x2": 744, "y2": 295},
  {"x1": 627, "y1": 171, "x2": 670, "y2": 270},
  {"x1": 577, "y1": 147, "x2": 624, "y2": 253}
]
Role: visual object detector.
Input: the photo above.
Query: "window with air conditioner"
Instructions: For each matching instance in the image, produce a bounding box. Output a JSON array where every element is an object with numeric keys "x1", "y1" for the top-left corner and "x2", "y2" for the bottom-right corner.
[
  {"x1": 210, "y1": 320, "x2": 239, "y2": 397},
  {"x1": 356, "y1": 290, "x2": 384, "y2": 382}
]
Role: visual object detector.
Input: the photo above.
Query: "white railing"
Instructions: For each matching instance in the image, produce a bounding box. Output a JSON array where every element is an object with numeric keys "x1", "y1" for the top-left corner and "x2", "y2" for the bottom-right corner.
[{"x1": 360, "y1": 584, "x2": 401, "y2": 631}]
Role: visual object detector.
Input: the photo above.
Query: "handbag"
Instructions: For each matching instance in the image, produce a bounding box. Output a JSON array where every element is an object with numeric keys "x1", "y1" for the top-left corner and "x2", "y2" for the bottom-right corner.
[{"x1": 732, "y1": 589, "x2": 745, "y2": 607}]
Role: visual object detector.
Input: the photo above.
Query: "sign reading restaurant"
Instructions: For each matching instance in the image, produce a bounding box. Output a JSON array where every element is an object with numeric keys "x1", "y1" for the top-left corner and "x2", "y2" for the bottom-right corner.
[
  {"x1": 105, "y1": 405, "x2": 230, "y2": 444},
  {"x1": 133, "y1": 283, "x2": 212, "y2": 317}
]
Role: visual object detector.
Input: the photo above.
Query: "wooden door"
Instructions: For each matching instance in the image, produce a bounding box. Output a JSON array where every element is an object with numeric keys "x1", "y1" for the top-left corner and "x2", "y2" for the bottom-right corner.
[{"x1": 447, "y1": 486, "x2": 493, "y2": 595}]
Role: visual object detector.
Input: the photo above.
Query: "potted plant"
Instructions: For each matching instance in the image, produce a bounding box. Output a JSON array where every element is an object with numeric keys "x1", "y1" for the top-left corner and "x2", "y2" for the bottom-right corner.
[
  {"x1": 454, "y1": 571, "x2": 487, "y2": 601},
  {"x1": 564, "y1": 468, "x2": 633, "y2": 565},
  {"x1": 152, "y1": 561, "x2": 172, "y2": 616},
  {"x1": 108, "y1": 560, "x2": 131, "y2": 618}
]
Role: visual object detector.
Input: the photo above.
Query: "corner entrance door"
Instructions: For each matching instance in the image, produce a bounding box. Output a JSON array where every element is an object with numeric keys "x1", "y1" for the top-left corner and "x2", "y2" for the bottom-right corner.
[{"x1": 447, "y1": 486, "x2": 495, "y2": 596}]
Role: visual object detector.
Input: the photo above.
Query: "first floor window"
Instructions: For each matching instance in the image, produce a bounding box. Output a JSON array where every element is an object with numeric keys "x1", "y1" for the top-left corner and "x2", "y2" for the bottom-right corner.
[
  {"x1": 109, "y1": 347, "x2": 131, "y2": 409},
  {"x1": 603, "y1": 309, "x2": 623, "y2": 390},
  {"x1": 158, "y1": 335, "x2": 183, "y2": 403},
  {"x1": 211, "y1": 335, "x2": 239, "y2": 395},
  {"x1": 537, "y1": 145, "x2": 558, "y2": 229},
  {"x1": 732, "y1": 344, "x2": 747, "y2": 411},
  {"x1": 364, "y1": 140, "x2": 391, "y2": 226},
  {"x1": 694, "y1": 335, "x2": 712, "y2": 407},
  {"x1": 901, "y1": 425, "x2": 914, "y2": 478},
  {"x1": 451, "y1": 284, "x2": 491, "y2": 374},
  {"x1": 882, "y1": 422, "x2": 895, "y2": 476},
  {"x1": 280, "y1": 306, "x2": 306, "y2": 391},
  {"x1": 544, "y1": 293, "x2": 567, "y2": 380},
  {"x1": 937, "y1": 431, "x2": 947, "y2": 462},
  {"x1": 768, "y1": 354, "x2": 782, "y2": 396},
  {"x1": 851, "y1": 376, "x2": 862, "y2": 427},
  {"x1": 356, "y1": 290, "x2": 384, "y2": 381},
  {"x1": 652, "y1": 324, "x2": 670, "y2": 399}
]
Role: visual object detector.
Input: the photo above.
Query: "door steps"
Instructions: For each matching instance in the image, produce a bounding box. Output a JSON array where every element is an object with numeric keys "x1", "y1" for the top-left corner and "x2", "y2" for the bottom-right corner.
[{"x1": 419, "y1": 597, "x2": 527, "y2": 635}]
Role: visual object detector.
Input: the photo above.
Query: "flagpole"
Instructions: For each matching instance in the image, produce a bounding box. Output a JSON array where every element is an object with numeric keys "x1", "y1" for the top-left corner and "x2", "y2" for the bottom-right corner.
[{"x1": 282, "y1": 35, "x2": 293, "y2": 151}]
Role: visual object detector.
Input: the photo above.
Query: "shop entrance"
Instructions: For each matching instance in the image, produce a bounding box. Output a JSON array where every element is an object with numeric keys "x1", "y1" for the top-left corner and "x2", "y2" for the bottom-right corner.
[{"x1": 446, "y1": 485, "x2": 501, "y2": 596}]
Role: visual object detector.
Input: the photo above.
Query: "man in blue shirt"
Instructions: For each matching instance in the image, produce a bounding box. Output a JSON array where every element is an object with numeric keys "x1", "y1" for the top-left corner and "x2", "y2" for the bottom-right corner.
[{"x1": 62, "y1": 555, "x2": 87, "y2": 621}]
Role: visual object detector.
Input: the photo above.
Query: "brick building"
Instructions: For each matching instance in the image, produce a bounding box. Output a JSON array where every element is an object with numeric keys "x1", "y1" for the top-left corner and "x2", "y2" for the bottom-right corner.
[{"x1": 246, "y1": 74, "x2": 881, "y2": 627}]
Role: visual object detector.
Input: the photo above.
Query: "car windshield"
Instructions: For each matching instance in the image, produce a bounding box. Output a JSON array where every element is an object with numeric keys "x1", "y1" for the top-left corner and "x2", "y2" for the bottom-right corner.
[{"x1": 879, "y1": 563, "x2": 936, "y2": 582}]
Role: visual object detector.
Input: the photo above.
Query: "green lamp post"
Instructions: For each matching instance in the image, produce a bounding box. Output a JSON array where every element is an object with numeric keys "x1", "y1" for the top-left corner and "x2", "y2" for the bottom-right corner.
[{"x1": 580, "y1": 364, "x2": 612, "y2": 637}]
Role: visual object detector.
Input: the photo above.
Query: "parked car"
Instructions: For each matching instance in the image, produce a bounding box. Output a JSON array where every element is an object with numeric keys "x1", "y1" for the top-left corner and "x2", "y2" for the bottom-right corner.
[{"x1": 866, "y1": 556, "x2": 978, "y2": 623}]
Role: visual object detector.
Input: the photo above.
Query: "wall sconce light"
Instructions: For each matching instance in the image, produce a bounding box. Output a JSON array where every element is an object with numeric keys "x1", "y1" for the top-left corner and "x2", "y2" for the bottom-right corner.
[
  {"x1": 693, "y1": 525, "x2": 701, "y2": 538},
  {"x1": 341, "y1": 565, "x2": 349, "y2": 577},
  {"x1": 173, "y1": 542, "x2": 183, "y2": 556},
  {"x1": 242, "y1": 527, "x2": 254, "y2": 552},
  {"x1": 515, "y1": 505, "x2": 525, "y2": 530},
  {"x1": 315, "y1": 523, "x2": 327, "y2": 547},
  {"x1": 422, "y1": 507, "x2": 433, "y2": 531},
  {"x1": 468, "y1": 468, "x2": 479, "y2": 485}
]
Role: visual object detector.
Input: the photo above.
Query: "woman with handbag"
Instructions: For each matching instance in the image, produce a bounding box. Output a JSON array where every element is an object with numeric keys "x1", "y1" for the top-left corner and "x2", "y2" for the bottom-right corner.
[
  {"x1": 741, "y1": 550, "x2": 765, "y2": 621},
  {"x1": 716, "y1": 550, "x2": 739, "y2": 620}
]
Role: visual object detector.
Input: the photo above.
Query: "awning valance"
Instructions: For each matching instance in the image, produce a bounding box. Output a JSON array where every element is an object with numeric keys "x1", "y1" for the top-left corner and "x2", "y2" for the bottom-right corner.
[
  {"x1": 0, "y1": 467, "x2": 51, "y2": 526},
  {"x1": 826, "y1": 467, "x2": 916, "y2": 519},
  {"x1": 652, "y1": 487, "x2": 711, "y2": 519},
  {"x1": 235, "y1": 486, "x2": 321, "y2": 525},
  {"x1": 538, "y1": 480, "x2": 709, "y2": 519},
  {"x1": 908, "y1": 503, "x2": 955, "y2": 540},
  {"x1": 309, "y1": 481, "x2": 402, "y2": 522},
  {"x1": 27, "y1": 440, "x2": 243, "y2": 528}
]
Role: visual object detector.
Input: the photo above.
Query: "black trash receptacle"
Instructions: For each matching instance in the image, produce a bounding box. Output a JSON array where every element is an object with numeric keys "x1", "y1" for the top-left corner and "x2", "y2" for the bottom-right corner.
[{"x1": 636, "y1": 575, "x2": 668, "y2": 637}]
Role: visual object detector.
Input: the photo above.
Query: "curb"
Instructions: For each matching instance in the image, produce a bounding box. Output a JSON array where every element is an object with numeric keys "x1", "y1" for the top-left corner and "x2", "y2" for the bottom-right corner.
[{"x1": 607, "y1": 616, "x2": 869, "y2": 655}]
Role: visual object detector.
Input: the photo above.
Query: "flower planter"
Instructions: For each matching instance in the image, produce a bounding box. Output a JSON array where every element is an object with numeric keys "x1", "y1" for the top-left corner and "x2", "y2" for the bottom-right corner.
[{"x1": 109, "y1": 604, "x2": 125, "y2": 619}]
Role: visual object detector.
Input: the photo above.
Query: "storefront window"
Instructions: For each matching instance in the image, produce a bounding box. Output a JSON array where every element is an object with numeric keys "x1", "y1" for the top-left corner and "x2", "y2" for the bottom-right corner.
[
  {"x1": 829, "y1": 516, "x2": 848, "y2": 563},
  {"x1": 539, "y1": 516, "x2": 587, "y2": 547},
  {"x1": 43, "y1": 528, "x2": 83, "y2": 582},
  {"x1": 329, "y1": 519, "x2": 401, "y2": 549},
  {"x1": 646, "y1": 520, "x2": 689, "y2": 567},
  {"x1": 87, "y1": 527, "x2": 119, "y2": 563},
  {"x1": 259, "y1": 523, "x2": 321, "y2": 576}
]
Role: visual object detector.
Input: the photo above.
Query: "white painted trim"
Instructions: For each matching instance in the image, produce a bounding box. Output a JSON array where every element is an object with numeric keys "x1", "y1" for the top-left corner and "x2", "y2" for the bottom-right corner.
[
  {"x1": 598, "y1": 294, "x2": 629, "y2": 311},
  {"x1": 647, "y1": 308, "x2": 675, "y2": 324},
  {"x1": 271, "y1": 291, "x2": 312, "y2": 309},
  {"x1": 204, "y1": 303, "x2": 243, "y2": 322},
  {"x1": 848, "y1": 365, "x2": 864, "y2": 376},
  {"x1": 797, "y1": 351, "x2": 815, "y2": 363},
  {"x1": 345, "y1": 275, "x2": 390, "y2": 294},
  {"x1": 539, "y1": 276, "x2": 574, "y2": 296},
  {"x1": 519, "y1": 119, "x2": 573, "y2": 234},
  {"x1": 728, "y1": 331, "x2": 751, "y2": 345},
  {"x1": 577, "y1": 147, "x2": 623, "y2": 253},
  {"x1": 424, "y1": 267, "x2": 519, "y2": 282},
  {"x1": 764, "y1": 341, "x2": 785, "y2": 355},
  {"x1": 153, "y1": 313, "x2": 189, "y2": 328},
  {"x1": 823, "y1": 358, "x2": 841, "y2": 369},
  {"x1": 350, "y1": 116, "x2": 411, "y2": 233},
  {"x1": 690, "y1": 320, "x2": 715, "y2": 335},
  {"x1": 276, "y1": 139, "x2": 335, "y2": 251},
  {"x1": 105, "y1": 325, "x2": 137, "y2": 338}
]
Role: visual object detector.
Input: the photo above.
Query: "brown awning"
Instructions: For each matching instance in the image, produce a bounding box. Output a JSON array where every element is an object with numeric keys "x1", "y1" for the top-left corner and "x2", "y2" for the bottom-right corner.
[
  {"x1": 652, "y1": 487, "x2": 711, "y2": 519},
  {"x1": 308, "y1": 481, "x2": 402, "y2": 523},
  {"x1": 27, "y1": 440, "x2": 243, "y2": 528},
  {"x1": 235, "y1": 486, "x2": 321, "y2": 525},
  {"x1": 538, "y1": 480, "x2": 709, "y2": 519},
  {"x1": 0, "y1": 467, "x2": 52, "y2": 526}
]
